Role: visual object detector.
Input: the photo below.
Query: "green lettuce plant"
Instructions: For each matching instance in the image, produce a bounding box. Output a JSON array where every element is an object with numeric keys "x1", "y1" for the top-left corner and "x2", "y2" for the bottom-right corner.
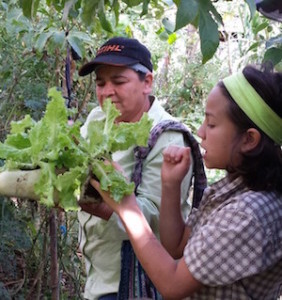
[{"x1": 0, "y1": 88, "x2": 152, "y2": 211}]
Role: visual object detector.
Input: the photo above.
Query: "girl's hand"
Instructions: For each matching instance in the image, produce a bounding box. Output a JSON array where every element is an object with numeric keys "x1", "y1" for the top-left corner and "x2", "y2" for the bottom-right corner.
[
  {"x1": 161, "y1": 146, "x2": 191, "y2": 186},
  {"x1": 90, "y1": 161, "x2": 137, "y2": 215}
]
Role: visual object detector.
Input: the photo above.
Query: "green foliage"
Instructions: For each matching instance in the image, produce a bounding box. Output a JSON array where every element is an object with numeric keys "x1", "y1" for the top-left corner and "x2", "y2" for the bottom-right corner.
[
  {"x1": 1, "y1": 0, "x2": 282, "y2": 297},
  {"x1": 4, "y1": 0, "x2": 282, "y2": 67},
  {"x1": 11, "y1": 0, "x2": 233, "y2": 64}
]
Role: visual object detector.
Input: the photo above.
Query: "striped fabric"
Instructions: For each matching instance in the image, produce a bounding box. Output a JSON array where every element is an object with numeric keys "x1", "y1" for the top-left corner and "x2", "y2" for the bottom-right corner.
[{"x1": 118, "y1": 240, "x2": 161, "y2": 299}]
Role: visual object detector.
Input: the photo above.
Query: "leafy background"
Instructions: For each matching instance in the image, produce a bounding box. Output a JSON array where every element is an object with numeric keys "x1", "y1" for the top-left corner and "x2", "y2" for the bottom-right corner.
[{"x1": 0, "y1": 0, "x2": 281, "y2": 298}]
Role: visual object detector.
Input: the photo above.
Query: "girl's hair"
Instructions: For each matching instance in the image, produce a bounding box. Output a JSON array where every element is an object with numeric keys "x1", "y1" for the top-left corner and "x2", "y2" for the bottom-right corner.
[{"x1": 219, "y1": 65, "x2": 282, "y2": 193}]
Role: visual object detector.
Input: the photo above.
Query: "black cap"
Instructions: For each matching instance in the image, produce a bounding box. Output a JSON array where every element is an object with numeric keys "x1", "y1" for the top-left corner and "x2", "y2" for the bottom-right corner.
[
  {"x1": 256, "y1": 0, "x2": 282, "y2": 22},
  {"x1": 78, "y1": 37, "x2": 153, "y2": 76}
]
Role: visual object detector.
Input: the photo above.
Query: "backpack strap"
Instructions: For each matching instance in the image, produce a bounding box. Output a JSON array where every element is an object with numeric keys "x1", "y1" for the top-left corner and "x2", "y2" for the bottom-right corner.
[{"x1": 131, "y1": 119, "x2": 207, "y2": 208}]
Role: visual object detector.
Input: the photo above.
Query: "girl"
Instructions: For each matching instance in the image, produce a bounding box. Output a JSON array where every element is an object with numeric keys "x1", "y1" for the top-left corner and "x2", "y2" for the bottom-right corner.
[{"x1": 91, "y1": 65, "x2": 282, "y2": 299}]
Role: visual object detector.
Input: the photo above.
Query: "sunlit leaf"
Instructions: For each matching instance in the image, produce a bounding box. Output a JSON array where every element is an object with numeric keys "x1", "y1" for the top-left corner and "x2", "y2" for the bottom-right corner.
[
  {"x1": 168, "y1": 32, "x2": 177, "y2": 44},
  {"x1": 156, "y1": 27, "x2": 169, "y2": 41}
]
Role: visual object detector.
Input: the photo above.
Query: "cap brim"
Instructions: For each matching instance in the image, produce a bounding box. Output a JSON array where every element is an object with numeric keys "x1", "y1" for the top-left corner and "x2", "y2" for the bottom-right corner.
[{"x1": 78, "y1": 55, "x2": 139, "y2": 76}]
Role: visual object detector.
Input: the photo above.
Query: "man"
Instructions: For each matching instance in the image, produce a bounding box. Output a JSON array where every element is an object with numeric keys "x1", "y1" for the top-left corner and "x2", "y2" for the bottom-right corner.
[{"x1": 77, "y1": 37, "x2": 193, "y2": 300}]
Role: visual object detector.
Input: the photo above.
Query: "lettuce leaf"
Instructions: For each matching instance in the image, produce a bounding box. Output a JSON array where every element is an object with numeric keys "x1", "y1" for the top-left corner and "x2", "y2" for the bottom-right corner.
[{"x1": 0, "y1": 87, "x2": 153, "y2": 211}]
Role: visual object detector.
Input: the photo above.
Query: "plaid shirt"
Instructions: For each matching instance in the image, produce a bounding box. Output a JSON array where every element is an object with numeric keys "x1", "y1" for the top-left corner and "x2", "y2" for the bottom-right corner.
[{"x1": 184, "y1": 176, "x2": 282, "y2": 300}]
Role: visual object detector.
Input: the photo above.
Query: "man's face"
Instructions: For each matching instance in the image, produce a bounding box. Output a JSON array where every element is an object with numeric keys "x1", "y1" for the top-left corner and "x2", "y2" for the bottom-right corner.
[{"x1": 95, "y1": 65, "x2": 152, "y2": 123}]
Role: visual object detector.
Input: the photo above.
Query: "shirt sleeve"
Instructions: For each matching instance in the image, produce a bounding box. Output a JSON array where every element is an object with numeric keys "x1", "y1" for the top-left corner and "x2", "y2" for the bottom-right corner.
[
  {"x1": 184, "y1": 201, "x2": 268, "y2": 286},
  {"x1": 102, "y1": 130, "x2": 193, "y2": 240},
  {"x1": 80, "y1": 106, "x2": 105, "y2": 138},
  {"x1": 135, "y1": 131, "x2": 193, "y2": 230}
]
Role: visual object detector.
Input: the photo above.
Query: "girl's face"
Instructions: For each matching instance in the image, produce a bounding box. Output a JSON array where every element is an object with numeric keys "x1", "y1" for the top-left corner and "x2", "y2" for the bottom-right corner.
[{"x1": 197, "y1": 85, "x2": 242, "y2": 170}]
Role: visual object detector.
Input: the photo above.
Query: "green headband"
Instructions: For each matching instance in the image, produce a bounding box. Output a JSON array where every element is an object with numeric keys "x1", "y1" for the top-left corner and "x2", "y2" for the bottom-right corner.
[{"x1": 223, "y1": 72, "x2": 282, "y2": 145}]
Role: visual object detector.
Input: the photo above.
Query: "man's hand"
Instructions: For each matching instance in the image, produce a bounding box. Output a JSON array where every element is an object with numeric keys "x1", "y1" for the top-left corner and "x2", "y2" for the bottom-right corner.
[
  {"x1": 90, "y1": 176, "x2": 137, "y2": 216},
  {"x1": 80, "y1": 160, "x2": 138, "y2": 217},
  {"x1": 79, "y1": 201, "x2": 114, "y2": 220}
]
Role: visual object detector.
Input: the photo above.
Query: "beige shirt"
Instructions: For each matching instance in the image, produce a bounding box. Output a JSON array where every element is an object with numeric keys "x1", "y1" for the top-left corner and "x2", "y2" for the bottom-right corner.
[{"x1": 78, "y1": 98, "x2": 193, "y2": 299}]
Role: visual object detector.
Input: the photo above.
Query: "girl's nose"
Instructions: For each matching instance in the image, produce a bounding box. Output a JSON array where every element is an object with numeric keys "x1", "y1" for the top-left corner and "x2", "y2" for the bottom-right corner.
[{"x1": 197, "y1": 123, "x2": 205, "y2": 139}]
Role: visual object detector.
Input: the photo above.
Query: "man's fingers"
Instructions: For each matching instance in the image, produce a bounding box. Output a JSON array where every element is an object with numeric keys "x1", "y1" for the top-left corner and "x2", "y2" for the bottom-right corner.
[{"x1": 90, "y1": 178, "x2": 112, "y2": 200}]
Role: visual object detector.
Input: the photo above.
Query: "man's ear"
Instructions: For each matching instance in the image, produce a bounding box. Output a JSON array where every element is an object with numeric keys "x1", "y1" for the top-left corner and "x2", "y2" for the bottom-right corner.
[
  {"x1": 241, "y1": 128, "x2": 261, "y2": 152},
  {"x1": 143, "y1": 72, "x2": 153, "y2": 94}
]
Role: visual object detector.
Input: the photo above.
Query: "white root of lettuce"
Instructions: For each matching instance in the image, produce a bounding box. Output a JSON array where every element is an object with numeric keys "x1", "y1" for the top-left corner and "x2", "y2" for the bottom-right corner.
[
  {"x1": 0, "y1": 169, "x2": 41, "y2": 200},
  {"x1": 0, "y1": 169, "x2": 101, "y2": 206}
]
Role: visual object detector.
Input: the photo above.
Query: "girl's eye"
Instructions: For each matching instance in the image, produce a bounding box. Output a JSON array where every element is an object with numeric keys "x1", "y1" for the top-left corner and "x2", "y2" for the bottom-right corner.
[{"x1": 207, "y1": 124, "x2": 215, "y2": 128}]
